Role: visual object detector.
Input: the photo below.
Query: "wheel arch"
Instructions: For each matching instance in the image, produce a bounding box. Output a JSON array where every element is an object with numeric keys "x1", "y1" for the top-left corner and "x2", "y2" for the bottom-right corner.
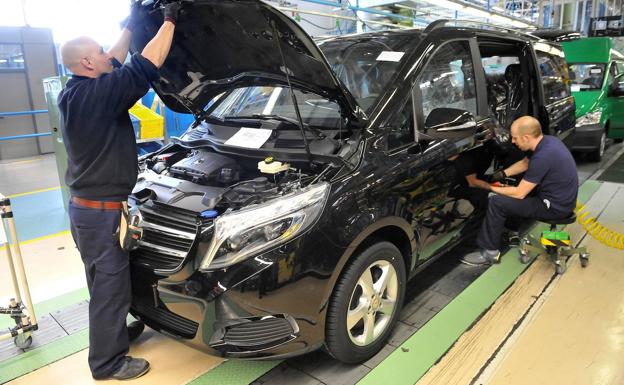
[{"x1": 318, "y1": 217, "x2": 416, "y2": 324}]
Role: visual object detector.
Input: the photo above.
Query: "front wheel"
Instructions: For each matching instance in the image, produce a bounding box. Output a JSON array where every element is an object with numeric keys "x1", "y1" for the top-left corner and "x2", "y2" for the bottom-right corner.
[{"x1": 325, "y1": 242, "x2": 406, "y2": 363}]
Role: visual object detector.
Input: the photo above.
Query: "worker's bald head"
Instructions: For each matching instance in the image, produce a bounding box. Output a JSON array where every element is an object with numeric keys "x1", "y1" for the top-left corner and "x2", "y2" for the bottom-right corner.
[
  {"x1": 510, "y1": 116, "x2": 543, "y2": 151},
  {"x1": 511, "y1": 116, "x2": 542, "y2": 138},
  {"x1": 60, "y1": 36, "x2": 113, "y2": 77}
]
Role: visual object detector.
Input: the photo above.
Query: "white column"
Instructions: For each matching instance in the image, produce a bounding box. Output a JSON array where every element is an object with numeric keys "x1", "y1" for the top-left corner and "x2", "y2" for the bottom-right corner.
[
  {"x1": 538, "y1": 0, "x2": 545, "y2": 25},
  {"x1": 580, "y1": 0, "x2": 587, "y2": 33}
]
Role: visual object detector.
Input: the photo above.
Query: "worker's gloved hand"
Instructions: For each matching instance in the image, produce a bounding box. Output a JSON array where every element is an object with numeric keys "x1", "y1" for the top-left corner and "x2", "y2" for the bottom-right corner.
[
  {"x1": 163, "y1": 1, "x2": 183, "y2": 25},
  {"x1": 490, "y1": 169, "x2": 507, "y2": 183}
]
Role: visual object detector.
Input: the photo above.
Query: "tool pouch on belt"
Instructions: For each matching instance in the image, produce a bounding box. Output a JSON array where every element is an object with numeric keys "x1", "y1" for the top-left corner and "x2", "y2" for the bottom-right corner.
[{"x1": 119, "y1": 201, "x2": 142, "y2": 251}]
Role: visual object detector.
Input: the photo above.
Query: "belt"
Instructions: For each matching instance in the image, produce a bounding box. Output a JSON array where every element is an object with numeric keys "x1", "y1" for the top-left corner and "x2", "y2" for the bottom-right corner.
[{"x1": 71, "y1": 197, "x2": 123, "y2": 210}]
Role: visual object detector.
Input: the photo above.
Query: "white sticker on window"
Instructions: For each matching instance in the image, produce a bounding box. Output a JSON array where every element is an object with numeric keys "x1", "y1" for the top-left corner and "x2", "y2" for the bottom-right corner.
[
  {"x1": 224, "y1": 127, "x2": 272, "y2": 149},
  {"x1": 376, "y1": 51, "x2": 405, "y2": 62},
  {"x1": 590, "y1": 68, "x2": 603, "y2": 74},
  {"x1": 571, "y1": 85, "x2": 581, "y2": 92}
]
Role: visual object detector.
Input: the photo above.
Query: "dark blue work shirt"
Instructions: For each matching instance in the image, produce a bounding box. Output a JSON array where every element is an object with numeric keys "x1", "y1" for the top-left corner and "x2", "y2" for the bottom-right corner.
[
  {"x1": 58, "y1": 54, "x2": 159, "y2": 201},
  {"x1": 524, "y1": 135, "x2": 578, "y2": 213}
]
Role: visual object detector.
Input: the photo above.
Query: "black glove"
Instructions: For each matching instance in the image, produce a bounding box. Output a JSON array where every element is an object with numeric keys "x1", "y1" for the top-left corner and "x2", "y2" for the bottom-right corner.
[
  {"x1": 490, "y1": 169, "x2": 507, "y2": 183},
  {"x1": 163, "y1": 1, "x2": 183, "y2": 24},
  {"x1": 124, "y1": 1, "x2": 142, "y2": 32}
]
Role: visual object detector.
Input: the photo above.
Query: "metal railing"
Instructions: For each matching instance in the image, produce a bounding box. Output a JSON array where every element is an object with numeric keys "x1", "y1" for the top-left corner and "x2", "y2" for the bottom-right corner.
[{"x1": 0, "y1": 110, "x2": 51, "y2": 141}]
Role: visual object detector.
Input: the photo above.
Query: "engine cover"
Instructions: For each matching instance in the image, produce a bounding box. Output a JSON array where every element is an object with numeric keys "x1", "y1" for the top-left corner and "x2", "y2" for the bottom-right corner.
[{"x1": 170, "y1": 151, "x2": 239, "y2": 185}]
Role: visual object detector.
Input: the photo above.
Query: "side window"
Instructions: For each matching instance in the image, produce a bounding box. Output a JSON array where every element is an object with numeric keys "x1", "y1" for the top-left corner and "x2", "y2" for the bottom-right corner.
[
  {"x1": 616, "y1": 62, "x2": 624, "y2": 75},
  {"x1": 417, "y1": 41, "x2": 477, "y2": 124},
  {"x1": 608, "y1": 63, "x2": 618, "y2": 88},
  {"x1": 387, "y1": 95, "x2": 415, "y2": 149},
  {"x1": 537, "y1": 51, "x2": 571, "y2": 103}
]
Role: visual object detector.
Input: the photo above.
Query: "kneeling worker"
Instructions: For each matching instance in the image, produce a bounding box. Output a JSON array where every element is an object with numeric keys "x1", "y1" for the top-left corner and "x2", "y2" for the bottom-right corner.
[{"x1": 462, "y1": 116, "x2": 578, "y2": 265}]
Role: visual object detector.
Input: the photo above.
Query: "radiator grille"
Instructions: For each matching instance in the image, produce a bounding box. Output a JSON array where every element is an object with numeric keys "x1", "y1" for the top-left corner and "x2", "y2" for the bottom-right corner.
[{"x1": 130, "y1": 203, "x2": 199, "y2": 273}]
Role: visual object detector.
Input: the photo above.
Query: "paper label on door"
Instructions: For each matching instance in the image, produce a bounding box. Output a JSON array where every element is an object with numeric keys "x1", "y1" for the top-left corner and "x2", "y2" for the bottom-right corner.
[
  {"x1": 571, "y1": 85, "x2": 581, "y2": 92},
  {"x1": 376, "y1": 51, "x2": 405, "y2": 62},
  {"x1": 224, "y1": 127, "x2": 272, "y2": 149}
]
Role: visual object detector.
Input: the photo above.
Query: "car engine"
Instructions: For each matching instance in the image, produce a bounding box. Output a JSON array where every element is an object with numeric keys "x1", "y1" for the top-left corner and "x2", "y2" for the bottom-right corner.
[{"x1": 132, "y1": 147, "x2": 314, "y2": 214}]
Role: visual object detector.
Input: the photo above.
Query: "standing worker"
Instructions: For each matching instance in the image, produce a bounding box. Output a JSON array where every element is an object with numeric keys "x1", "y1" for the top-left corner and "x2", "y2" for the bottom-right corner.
[
  {"x1": 462, "y1": 116, "x2": 579, "y2": 265},
  {"x1": 58, "y1": 1, "x2": 182, "y2": 380}
]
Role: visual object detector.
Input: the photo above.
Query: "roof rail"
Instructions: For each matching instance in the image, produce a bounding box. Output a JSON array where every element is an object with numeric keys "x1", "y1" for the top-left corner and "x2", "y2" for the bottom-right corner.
[
  {"x1": 531, "y1": 29, "x2": 582, "y2": 41},
  {"x1": 424, "y1": 19, "x2": 539, "y2": 40}
]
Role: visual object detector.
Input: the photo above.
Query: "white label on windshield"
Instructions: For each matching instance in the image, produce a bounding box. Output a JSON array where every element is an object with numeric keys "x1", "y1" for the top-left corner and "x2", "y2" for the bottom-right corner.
[
  {"x1": 225, "y1": 127, "x2": 272, "y2": 149},
  {"x1": 590, "y1": 68, "x2": 603, "y2": 74},
  {"x1": 376, "y1": 51, "x2": 405, "y2": 62},
  {"x1": 571, "y1": 85, "x2": 581, "y2": 92}
]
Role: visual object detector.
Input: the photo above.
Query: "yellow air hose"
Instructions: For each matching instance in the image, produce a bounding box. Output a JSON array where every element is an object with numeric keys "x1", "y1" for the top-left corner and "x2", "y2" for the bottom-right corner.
[{"x1": 575, "y1": 200, "x2": 624, "y2": 250}]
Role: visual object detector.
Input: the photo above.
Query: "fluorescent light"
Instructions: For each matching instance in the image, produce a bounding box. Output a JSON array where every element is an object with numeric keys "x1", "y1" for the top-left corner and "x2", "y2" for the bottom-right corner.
[{"x1": 0, "y1": 59, "x2": 7, "y2": 63}]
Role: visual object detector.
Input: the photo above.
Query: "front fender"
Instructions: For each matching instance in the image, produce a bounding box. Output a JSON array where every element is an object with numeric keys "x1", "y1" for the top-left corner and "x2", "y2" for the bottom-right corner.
[{"x1": 316, "y1": 215, "x2": 415, "y2": 326}]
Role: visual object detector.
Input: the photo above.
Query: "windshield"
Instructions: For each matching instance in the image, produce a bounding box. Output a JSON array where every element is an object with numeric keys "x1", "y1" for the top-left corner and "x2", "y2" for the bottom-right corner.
[
  {"x1": 568, "y1": 63, "x2": 606, "y2": 91},
  {"x1": 205, "y1": 32, "x2": 421, "y2": 128},
  {"x1": 318, "y1": 33, "x2": 422, "y2": 112},
  {"x1": 209, "y1": 86, "x2": 342, "y2": 128}
]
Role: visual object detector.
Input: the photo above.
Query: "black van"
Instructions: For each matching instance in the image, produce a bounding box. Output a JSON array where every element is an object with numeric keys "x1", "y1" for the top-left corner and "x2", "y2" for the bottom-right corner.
[{"x1": 127, "y1": 1, "x2": 575, "y2": 363}]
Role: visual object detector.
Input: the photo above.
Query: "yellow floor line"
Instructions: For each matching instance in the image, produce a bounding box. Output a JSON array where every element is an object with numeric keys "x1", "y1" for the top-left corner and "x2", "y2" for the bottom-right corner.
[
  {"x1": 0, "y1": 158, "x2": 40, "y2": 166},
  {"x1": 7, "y1": 186, "x2": 61, "y2": 198},
  {"x1": 0, "y1": 230, "x2": 71, "y2": 251}
]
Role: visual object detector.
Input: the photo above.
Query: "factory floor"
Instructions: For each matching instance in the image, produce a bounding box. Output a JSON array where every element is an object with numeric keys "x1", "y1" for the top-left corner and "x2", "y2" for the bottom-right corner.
[{"x1": 1, "y1": 145, "x2": 624, "y2": 385}]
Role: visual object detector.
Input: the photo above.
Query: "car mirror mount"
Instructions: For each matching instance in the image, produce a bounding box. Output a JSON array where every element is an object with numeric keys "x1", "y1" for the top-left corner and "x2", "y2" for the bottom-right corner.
[{"x1": 424, "y1": 108, "x2": 477, "y2": 140}]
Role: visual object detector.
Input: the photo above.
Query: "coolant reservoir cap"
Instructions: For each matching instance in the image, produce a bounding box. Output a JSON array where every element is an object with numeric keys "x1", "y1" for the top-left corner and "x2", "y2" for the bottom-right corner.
[
  {"x1": 264, "y1": 156, "x2": 274, "y2": 164},
  {"x1": 200, "y1": 210, "x2": 218, "y2": 218}
]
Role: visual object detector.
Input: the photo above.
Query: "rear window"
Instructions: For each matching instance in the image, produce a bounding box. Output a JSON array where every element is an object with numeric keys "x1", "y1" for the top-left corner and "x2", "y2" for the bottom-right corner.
[{"x1": 536, "y1": 51, "x2": 571, "y2": 103}]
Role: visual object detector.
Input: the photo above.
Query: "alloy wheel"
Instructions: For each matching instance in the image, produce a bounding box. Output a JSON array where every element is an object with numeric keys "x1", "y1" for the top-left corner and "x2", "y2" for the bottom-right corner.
[{"x1": 346, "y1": 260, "x2": 399, "y2": 346}]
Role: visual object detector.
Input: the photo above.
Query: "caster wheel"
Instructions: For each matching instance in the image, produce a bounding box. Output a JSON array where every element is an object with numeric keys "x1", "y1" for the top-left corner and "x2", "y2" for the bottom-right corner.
[
  {"x1": 580, "y1": 254, "x2": 589, "y2": 268},
  {"x1": 14, "y1": 334, "x2": 32, "y2": 349},
  {"x1": 555, "y1": 263, "x2": 566, "y2": 275},
  {"x1": 519, "y1": 252, "x2": 530, "y2": 264}
]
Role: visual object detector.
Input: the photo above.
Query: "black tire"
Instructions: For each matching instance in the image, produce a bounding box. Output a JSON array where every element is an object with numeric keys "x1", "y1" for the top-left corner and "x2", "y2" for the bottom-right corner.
[
  {"x1": 615, "y1": 138, "x2": 623, "y2": 143},
  {"x1": 588, "y1": 130, "x2": 606, "y2": 162},
  {"x1": 325, "y1": 241, "x2": 406, "y2": 363}
]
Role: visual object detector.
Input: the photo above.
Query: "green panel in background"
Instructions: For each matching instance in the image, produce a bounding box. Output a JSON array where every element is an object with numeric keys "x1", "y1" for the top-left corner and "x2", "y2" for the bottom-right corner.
[{"x1": 42, "y1": 76, "x2": 71, "y2": 213}]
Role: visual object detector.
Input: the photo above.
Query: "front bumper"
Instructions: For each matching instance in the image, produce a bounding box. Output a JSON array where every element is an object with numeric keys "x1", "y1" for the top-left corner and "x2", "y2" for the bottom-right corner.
[
  {"x1": 570, "y1": 123, "x2": 603, "y2": 151},
  {"x1": 129, "y1": 232, "x2": 338, "y2": 360}
]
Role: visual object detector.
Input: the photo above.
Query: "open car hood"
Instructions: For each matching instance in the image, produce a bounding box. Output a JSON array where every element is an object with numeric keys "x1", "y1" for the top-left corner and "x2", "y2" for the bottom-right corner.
[{"x1": 131, "y1": 0, "x2": 366, "y2": 124}]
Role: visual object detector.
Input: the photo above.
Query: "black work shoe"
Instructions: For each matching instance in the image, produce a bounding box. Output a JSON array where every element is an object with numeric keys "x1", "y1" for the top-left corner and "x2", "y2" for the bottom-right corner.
[
  {"x1": 461, "y1": 249, "x2": 501, "y2": 266},
  {"x1": 110, "y1": 356, "x2": 150, "y2": 380},
  {"x1": 127, "y1": 320, "x2": 145, "y2": 343}
]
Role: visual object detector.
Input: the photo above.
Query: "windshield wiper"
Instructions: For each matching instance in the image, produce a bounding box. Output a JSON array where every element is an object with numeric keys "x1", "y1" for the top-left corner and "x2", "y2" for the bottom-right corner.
[{"x1": 223, "y1": 114, "x2": 302, "y2": 126}]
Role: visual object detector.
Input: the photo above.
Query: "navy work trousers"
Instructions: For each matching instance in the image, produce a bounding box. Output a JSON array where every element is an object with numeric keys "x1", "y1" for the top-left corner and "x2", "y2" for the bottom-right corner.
[
  {"x1": 477, "y1": 195, "x2": 569, "y2": 251},
  {"x1": 68, "y1": 201, "x2": 130, "y2": 379}
]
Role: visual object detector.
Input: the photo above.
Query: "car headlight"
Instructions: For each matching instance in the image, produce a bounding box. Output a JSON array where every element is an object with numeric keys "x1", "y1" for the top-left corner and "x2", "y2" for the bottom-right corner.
[
  {"x1": 576, "y1": 111, "x2": 602, "y2": 127},
  {"x1": 199, "y1": 182, "x2": 330, "y2": 270}
]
